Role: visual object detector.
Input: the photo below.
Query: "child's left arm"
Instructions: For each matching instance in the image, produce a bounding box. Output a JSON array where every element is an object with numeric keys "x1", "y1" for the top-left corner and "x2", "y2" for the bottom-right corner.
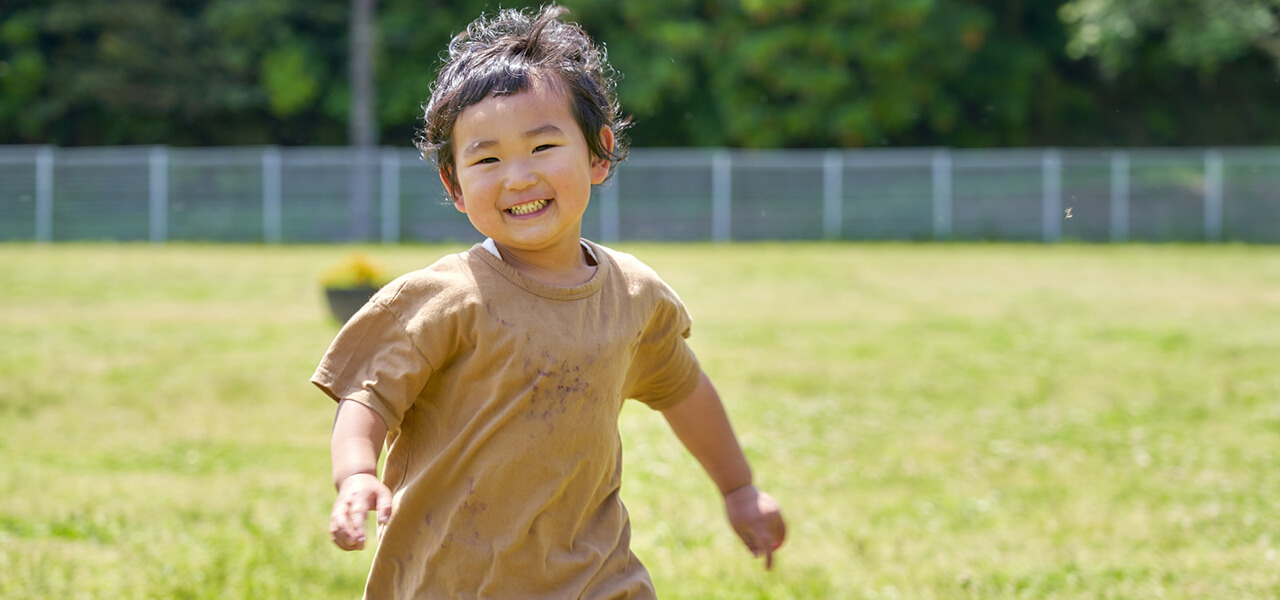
[{"x1": 661, "y1": 370, "x2": 787, "y2": 570}]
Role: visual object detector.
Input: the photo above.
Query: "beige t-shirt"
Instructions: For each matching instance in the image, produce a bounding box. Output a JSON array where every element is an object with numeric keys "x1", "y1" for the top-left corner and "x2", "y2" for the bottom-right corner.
[{"x1": 312, "y1": 241, "x2": 701, "y2": 599}]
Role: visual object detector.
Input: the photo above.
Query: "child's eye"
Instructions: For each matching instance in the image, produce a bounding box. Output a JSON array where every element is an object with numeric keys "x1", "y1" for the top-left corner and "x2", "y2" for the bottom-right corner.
[
  {"x1": 533, "y1": 144, "x2": 556, "y2": 153},
  {"x1": 474, "y1": 157, "x2": 499, "y2": 165}
]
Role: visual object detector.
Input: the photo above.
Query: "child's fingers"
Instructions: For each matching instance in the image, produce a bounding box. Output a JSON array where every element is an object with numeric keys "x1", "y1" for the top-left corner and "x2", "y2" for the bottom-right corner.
[
  {"x1": 734, "y1": 508, "x2": 785, "y2": 570},
  {"x1": 755, "y1": 526, "x2": 777, "y2": 571},
  {"x1": 329, "y1": 476, "x2": 391, "y2": 551},
  {"x1": 347, "y1": 496, "x2": 372, "y2": 543},
  {"x1": 736, "y1": 526, "x2": 770, "y2": 565},
  {"x1": 330, "y1": 495, "x2": 371, "y2": 551},
  {"x1": 329, "y1": 503, "x2": 357, "y2": 549},
  {"x1": 764, "y1": 510, "x2": 786, "y2": 570},
  {"x1": 774, "y1": 511, "x2": 787, "y2": 548},
  {"x1": 376, "y1": 486, "x2": 393, "y2": 526},
  {"x1": 331, "y1": 506, "x2": 359, "y2": 549}
]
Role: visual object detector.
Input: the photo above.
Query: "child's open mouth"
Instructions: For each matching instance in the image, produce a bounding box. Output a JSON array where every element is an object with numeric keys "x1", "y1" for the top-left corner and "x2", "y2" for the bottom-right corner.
[{"x1": 506, "y1": 199, "x2": 550, "y2": 216}]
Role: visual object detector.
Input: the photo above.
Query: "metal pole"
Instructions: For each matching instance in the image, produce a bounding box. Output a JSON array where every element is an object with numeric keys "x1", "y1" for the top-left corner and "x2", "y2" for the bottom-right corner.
[
  {"x1": 822, "y1": 150, "x2": 843, "y2": 240},
  {"x1": 931, "y1": 148, "x2": 952, "y2": 241},
  {"x1": 1204, "y1": 148, "x2": 1224, "y2": 242},
  {"x1": 380, "y1": 148, "x2": 400, "y2": 244},
  {"x1": 1109, "y1": 151, "x2": 1129, "y2": 243},
  {"x1": 712, "y1": 150, "x2": 732, "y2": 243},
  {"x1": 35, "y1": 146, "x2": 54, "y2": 243},
  {"x1": 263, "y1": 147, "x2": 282, "y2": 244},
  {"x1": 349, "y1": 0, "x2": 377, "y2": 149},
  {"x1": 1042, "y1": 149, "x2": 1062, "y2": 243},
  {"x1": 599, "y1": 175, "x2": 620, "y2": 243},
  {"x1": 348, "y1": 0, "x2": 378, "y2": 242},
  {"x1": 149, "y1": 146, "x2": 168, "y2": 243},
  {"x1": 349, "y1": 148, "x2": 375, "y2": 241}
]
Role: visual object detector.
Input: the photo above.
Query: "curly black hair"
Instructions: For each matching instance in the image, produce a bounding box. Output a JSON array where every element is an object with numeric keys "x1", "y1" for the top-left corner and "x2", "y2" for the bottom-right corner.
[{"x1": 416, "y1": 4, "x2": 632, "y2": 200}]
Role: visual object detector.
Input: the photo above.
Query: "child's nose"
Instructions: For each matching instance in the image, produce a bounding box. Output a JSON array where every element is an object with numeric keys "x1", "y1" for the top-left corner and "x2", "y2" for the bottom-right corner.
[{"x1": 503, "y1": 162, "x2": 538, "y2": 191}]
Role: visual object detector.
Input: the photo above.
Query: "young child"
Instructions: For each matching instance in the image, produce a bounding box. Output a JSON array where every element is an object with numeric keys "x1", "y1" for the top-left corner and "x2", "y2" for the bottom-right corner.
[{"x1": 313, "y1": 5, "x2": 785, "y2": 598}]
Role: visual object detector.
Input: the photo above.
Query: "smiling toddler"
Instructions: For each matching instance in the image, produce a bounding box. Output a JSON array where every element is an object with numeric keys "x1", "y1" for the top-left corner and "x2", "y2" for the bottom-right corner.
[{"x1": 313, "y1": 6, "x2": 785, "y2": 598}]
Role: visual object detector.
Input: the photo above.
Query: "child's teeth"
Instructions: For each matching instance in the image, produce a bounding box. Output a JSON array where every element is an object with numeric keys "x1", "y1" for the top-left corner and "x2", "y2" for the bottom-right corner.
[{"x1": 508, "y1": 199, "x2": 547, "y2": 215}]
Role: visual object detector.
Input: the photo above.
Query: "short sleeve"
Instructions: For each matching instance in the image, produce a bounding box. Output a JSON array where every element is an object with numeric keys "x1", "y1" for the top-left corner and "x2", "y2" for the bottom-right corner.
[
  {"x1": 623, "y1": 291, "x2": 702, "y2": 411},
  {"x1": 311, "y1": 301, "x2": 435, "y2": 430}
]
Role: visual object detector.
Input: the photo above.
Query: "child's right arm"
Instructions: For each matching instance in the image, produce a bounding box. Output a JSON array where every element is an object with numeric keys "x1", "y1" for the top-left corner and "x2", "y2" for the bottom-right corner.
[{"x1": 329, "y1": 399, "x2": 393, "y2": 551}]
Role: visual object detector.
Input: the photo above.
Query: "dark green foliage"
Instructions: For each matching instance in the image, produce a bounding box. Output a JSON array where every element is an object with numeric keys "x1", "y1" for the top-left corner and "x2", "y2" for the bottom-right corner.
[{"x1": 2, "y1": 0, "x2": 1279, "y2": 148}]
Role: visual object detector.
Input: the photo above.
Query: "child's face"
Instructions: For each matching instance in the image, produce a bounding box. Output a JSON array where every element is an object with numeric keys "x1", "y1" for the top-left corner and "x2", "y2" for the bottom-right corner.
[{"x1": 445, "y1": 77, "x2": 612, "y2": 258}]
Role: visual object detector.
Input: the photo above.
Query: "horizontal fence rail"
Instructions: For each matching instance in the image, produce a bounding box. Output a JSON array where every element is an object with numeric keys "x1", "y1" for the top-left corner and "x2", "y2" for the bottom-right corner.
[{"x1": 0, "y1": 145, "x2": 1277, "y2": 243}]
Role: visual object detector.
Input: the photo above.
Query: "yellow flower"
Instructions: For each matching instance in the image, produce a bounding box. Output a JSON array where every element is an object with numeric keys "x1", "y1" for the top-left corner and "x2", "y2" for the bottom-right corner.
[{"x1": 320, "y1": 252, "x2": 388, "y2": 289}]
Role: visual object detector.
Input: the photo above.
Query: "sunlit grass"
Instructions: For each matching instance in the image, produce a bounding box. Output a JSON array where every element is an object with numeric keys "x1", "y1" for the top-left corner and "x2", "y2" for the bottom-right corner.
[{"x1": 2, "y1": 242, "x2": 1279, "y2": 599}]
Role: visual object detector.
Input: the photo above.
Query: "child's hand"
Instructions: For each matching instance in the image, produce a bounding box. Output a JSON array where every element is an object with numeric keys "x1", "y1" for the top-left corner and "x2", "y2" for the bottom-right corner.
[
  {"x1": 724, "y1": 484, "x2": 786, "y2": 570},
  {"x1": 329, "y1": 472, "x2": 392, "y2": 551}
]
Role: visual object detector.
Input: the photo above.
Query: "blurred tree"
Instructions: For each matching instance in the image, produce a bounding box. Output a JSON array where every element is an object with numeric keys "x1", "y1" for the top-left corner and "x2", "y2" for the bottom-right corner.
[
  {"x1": 0, "y1": 0, "x2": 349, "y2": 145},
  {"x1": 1059, "y1": 0, "x2": 1280, "y2": 76},
  {"x1": 1054, "y1": 0, "x2": 1280, "y2": 145},
  {"x1": 566, "y1": 0, "x2": 1084, "y2": 148},
  {"x1": 375, "y1": 0, "x2": 482, "y2": 145},
  {"x1": 2, "y1": 0, "x2": 1278, "y2": 147},
  {"x1": 349, "y1": 0, "x2": 377, "y2": 148}
]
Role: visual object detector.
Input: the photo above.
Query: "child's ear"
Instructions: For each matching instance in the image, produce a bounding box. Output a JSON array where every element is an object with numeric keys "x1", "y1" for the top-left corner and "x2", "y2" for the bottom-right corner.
[
  {"x1": 439, "y1": 168, "x2": 466, "y2": 213},
  {"x1": 590, "y1": 126, "x2": 616, "y2": 185}
]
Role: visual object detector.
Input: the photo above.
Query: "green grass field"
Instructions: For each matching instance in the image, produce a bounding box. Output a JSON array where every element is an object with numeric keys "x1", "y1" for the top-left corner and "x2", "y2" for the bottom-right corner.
[{"x1": 2, "y1": 242, "x2": 1279, "y2": 599}]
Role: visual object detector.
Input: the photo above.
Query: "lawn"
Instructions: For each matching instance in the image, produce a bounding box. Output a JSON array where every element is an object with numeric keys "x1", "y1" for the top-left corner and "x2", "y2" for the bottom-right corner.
[{"x1": 1, "y1": 242, "x2": 1279, "y2": 599}]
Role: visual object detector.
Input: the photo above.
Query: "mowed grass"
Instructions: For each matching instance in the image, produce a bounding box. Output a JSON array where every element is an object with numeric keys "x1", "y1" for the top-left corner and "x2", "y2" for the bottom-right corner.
[{"x1": 2, "y1": 242, "x2": 1279, "y2": 599}]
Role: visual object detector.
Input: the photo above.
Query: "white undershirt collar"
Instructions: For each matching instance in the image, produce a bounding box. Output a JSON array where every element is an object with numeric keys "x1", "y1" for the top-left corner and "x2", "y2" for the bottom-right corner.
[{"x1": 481, "y1": 238, "x2": 597, "y2": 264}]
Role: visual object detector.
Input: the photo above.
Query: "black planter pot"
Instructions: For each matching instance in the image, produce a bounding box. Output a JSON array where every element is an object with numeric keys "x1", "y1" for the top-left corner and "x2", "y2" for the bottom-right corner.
[{"x1": 324, "y1": 286, "x2": 379, "y2": 323}]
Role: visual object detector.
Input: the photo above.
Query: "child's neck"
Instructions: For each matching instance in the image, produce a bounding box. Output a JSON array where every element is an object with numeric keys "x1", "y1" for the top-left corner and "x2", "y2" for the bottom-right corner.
[{"x1": 492, "y1": 239, "x2": 597, "y2": 287}]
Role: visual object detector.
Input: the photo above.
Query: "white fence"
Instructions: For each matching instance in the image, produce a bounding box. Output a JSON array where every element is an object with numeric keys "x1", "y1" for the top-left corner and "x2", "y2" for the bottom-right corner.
[{"x1": 1, "y1": 145, "x2": 1277, "y2": 243}]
